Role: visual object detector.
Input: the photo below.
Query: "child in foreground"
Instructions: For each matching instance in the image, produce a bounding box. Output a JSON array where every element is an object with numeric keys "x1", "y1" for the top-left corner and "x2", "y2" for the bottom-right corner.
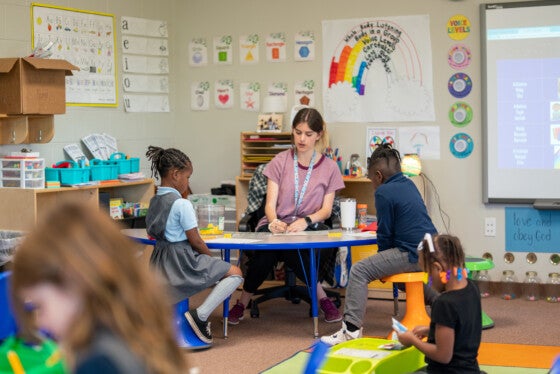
[
  {"x1": 10, "y1": 202, "x2": 188, "y2": 373},
  {"x1": 145, "y1": 146, "x2": 243, "y2": 345},
  {"x1": 396, "y1": 234, "x2": 482, "y2": 374}
]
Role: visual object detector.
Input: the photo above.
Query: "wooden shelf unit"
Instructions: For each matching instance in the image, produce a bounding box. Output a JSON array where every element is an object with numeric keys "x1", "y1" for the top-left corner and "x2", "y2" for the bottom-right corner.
[
  {"x1": 240, "y1": 131, "x2": 292, "y2": 178},
  {"x1": 0, "y1": 179, "x2": 154, "y2": 231}
]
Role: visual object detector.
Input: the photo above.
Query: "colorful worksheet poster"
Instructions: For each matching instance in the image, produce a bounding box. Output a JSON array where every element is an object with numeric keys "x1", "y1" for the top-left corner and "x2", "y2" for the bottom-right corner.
[
  {"x1": 215, "y1": 80, "x2": 234, "y2": 109},
  {"x1": 32, "y1": 4, "x2": 117, "y2": 107},
  {"x1": 322, "y1": 15, "x2": 435, "y2": 123},
  {"x1": 398, "y1": 126, "x2": 440, "y2": 160},
  {"x1": 267, "y1": 82, "x2": 288, "y2": 109},
  {"x1": 189, "y1": 38, "x2": 208, "y2": 66},
  {"x1": 191, "y1": 81, "x2": 210, "y2": 111},
  {"x1": 366, "y1": 128, "x2": 397, "y2": 159},
  {"x1": 213, "y1": 35, "x2": 233, "y2": 65},
  {"x1": 239, "y1": 34, "x2": 259, "y2": 65},
  {"x1": 294, "y1": 80, "x2": 315, "y2": 107},
  {"x1": 240, "y1": 82, "x2": 260, "y2": 111},
  {"x1": 266, "y1": 32, "x2": 286, "y2": 62},
  {"x1": 294, "y1": 31, "x2": 315, "y2": 61}
]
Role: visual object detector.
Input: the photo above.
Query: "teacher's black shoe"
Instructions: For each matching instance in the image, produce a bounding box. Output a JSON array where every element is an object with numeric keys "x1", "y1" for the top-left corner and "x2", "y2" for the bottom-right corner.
[{"x1": 185, "y1": 309, "x2": 213, "y2": 344}]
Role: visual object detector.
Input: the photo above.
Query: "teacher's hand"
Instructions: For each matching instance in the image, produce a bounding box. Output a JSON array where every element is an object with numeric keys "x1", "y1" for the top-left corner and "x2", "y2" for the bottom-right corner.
[
  {"x1": 286, "y1": 218, "x2": 308, "y2": 233},
  {"x1": 268, "y1": 219, "x2": 287, "y2": 234}
]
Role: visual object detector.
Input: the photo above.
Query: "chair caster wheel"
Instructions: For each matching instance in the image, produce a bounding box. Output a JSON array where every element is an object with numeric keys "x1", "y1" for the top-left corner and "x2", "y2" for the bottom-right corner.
[{"x1": 250, "y1": 305, "x2": 260, "y2": 318}]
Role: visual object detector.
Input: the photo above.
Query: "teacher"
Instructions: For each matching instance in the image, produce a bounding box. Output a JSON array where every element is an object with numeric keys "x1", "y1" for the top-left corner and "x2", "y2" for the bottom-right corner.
[{"x1": 228, "y1": 107, "x2": 346, "y2": 325}]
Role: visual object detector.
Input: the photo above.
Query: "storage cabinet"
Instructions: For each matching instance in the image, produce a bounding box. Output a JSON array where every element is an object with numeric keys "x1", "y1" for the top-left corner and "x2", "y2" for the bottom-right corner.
[
  {"x1": 0, "y1": 179, "x2": 154, "y2": 231},
  {"x1": 240, "y1": 132, "x2": 292, "y2": 178}
]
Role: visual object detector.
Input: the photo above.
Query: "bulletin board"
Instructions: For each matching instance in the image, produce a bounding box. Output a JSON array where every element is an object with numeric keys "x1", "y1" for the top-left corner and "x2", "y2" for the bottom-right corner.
[{"x1": 31, "y1": 3, "x2": 118, "y2": 107}]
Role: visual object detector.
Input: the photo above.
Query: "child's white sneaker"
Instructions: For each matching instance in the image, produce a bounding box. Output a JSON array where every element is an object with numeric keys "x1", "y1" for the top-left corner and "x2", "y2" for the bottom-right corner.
[{"x1": 320, "y1": 321, "x2": 362, "y2": 346}]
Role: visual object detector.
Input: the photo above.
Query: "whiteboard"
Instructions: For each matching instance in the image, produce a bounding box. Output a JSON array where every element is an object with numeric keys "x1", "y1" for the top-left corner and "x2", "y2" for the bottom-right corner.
[{"x1": 31, "y1": 3, "x2": 118, "y2": 107}]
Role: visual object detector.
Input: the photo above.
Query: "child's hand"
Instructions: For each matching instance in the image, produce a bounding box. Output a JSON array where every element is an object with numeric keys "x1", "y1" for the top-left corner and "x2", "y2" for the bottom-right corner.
[
  {"x1": 396, "y1": 330, "x2": 416, "y2": 347},
  {"x1": 411, "y1": 325, "x2": 429, "y2": 339}
]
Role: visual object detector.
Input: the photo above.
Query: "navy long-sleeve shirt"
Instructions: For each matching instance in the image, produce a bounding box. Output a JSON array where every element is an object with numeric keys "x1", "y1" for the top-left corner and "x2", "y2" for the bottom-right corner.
[{"x1": 375, "y1": 172, "x2": 437, "y2": 263}]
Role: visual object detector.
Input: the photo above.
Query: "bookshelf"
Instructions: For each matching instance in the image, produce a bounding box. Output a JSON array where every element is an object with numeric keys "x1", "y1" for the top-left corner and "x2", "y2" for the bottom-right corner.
[
  {"x1": 0, "y1": 179, "x2": 154, "y2": 231},
  {"x1": 240, "y1": 132, "x2": 292, "y2": 178}
]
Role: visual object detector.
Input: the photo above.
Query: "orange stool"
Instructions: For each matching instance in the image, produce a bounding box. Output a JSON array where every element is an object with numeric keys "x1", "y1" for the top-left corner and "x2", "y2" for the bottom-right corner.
[{"x1": 382, "y1": 272, "x2": 430, "y2": 339}]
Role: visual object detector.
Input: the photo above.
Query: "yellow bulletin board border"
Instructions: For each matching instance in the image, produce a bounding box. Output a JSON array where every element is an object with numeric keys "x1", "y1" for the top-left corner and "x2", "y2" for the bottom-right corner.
[{"x1": 31, "y1": 3, "x2": 118, "y2": 108}]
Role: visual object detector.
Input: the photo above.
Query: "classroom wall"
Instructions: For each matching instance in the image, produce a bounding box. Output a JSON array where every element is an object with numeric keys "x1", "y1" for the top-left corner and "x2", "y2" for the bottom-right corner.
[
  {"x1": 1, "y1": 0, "x2": 558, "y2": 282},
  {"x1": 0, "y1": 0, "x2": 179, "y2": 177}
]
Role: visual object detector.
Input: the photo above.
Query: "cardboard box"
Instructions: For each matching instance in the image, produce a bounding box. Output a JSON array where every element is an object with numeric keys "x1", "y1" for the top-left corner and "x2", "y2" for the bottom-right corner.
[{"x1": 0, "y1": 57, "x2": 78, "y2": 114}]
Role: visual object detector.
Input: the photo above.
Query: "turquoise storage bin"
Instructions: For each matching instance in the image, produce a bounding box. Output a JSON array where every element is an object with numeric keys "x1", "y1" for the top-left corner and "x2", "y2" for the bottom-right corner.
[
  {"x1": 129, "y1": 157, "x2": 140, "y2": 173},
  {"x1": 90, "y1": 159, "x2": 118, "y2": 181},
  {"x1": 57, "y1": 160, "x2": 90, "y2": 185},
  {"x1": 109, "y1": 152, "x2": 131, "y2": 174},
  {"x1": 44, "y1": 168, "x2": 59, "y2": 182}
]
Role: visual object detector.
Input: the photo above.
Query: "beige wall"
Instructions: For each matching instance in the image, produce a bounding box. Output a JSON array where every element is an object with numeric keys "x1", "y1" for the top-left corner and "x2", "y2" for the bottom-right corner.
[{"x1": 1, "y1": 0, "x2": 558, "y2": 281}]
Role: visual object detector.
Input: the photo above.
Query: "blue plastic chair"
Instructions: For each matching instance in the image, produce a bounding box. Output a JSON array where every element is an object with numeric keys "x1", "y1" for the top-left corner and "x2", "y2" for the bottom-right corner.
[
  {"x1": 0, "y1": 271, "x2": 18, "y2": 340},
  {"x1": 174, "y1": 299, "x2": 211, "y2": 350}
]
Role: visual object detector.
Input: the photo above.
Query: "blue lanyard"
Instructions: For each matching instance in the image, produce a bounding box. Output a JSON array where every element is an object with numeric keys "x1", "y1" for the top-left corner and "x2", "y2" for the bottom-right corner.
[{"x1": 293, "y1": 150, "x2": 316, "y2": 215}]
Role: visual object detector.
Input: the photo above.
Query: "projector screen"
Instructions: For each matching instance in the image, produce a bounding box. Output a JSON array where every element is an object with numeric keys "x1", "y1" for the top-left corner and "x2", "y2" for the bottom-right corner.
[{"x1": 481, "y1": 0, "x2": 560, "y2": 204}]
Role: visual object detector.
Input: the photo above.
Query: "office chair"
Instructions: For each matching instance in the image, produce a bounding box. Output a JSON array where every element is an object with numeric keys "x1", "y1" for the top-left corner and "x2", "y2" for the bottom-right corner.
[{"x1": 238, "y1": 195, "x2": 342, "y2": 318}]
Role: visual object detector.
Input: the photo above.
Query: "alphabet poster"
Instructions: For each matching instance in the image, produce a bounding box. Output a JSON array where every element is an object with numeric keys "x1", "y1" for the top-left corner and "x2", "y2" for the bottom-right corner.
[
  {"x1": 505, "y1": 207, "x2": 560, "y2": 253},
  {"x1": 322, "y1": 15, "x2": 435, "y2": 123},
  {"x1": 32, "y1": 4, "x2": 117, "y2": 107}
]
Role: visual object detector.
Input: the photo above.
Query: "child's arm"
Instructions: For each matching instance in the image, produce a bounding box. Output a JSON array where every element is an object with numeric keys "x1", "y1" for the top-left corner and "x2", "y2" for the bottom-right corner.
[
  {"x1": 397, "y1": 324, "x2": 454, "y2": 364},
  {"x1": 185, "y1": 227, "x2": 213, "y2": 256}
]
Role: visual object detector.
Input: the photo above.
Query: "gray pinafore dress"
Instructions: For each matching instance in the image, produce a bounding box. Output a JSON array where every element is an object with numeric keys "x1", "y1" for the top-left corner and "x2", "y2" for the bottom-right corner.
[{"x1": 146, "y1": 192, "x2": 230, "y2": 304}]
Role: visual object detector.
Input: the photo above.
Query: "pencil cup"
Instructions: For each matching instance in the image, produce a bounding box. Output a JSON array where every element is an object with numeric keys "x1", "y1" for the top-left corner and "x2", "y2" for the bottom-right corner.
[{"x1": 340, "y1": 198, "x2": 356, "y2": 231}]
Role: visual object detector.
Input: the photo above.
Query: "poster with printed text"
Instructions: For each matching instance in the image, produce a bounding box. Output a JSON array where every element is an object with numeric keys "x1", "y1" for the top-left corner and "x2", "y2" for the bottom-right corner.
[
  {"x1": 239, "y1": 34, "x2": 259, "y2": 65},
  {"x1": 294, "y1": 31, "x2": 315, "y2": 61},
  {"x1": 294, "y1": 80, "x2": 315, "y2": 107},
  {"x1": 32, "y1": 4, "x2": 117, "y2": 107},
  {"x1": 215, "y1": 80, "x2": 234, "y2": 109},
  {"x1": 267, "y1": 82, "x2": 288, "y2": 111},
  {"x1": 266, "y1": 32, "x2": 286, "y2": 62},
  {"x1": 214, "y1": 35, "x2": 233, "y2": 65},
  {"x1": 191, "y1": 81, "x2": 210, "y2": 111},
  {"x1": 240, "y1": 82, "x2": 260, "y2": 111},
  {"x1": 121, "y1": 16, "x2": 168, "y2": 37},
  {"x1": 189, "y1": 38, "x2": 208, "y2": 67},
  {"x1": 120, "y1": 16, "x2": 169, "y2": 112},
  {"x1": 322, "y1": 15, "x2": 435, "y2": 123},
  {"x1": 366, "y1": 128, "x2": 398, "y2": 159}
]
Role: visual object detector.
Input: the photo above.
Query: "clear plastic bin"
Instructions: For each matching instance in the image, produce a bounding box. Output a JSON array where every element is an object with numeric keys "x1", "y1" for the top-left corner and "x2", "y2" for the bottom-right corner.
[
  {"x1": 197, "y1": 205, "x2": 225, "y2": 234},
  {"x1": 0, "y1": 230, "x2": 26, "y2": 266}
]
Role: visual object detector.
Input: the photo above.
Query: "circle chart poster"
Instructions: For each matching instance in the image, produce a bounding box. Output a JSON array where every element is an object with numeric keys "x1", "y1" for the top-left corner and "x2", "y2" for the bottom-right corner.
[{"x1": 322, "y1": 15, "x2": 435, "y2": 123}]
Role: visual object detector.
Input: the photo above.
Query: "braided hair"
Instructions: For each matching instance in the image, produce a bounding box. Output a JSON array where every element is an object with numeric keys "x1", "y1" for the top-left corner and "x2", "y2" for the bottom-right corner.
[
  {"x1": 145, "y1": 146, "x2": 191, "y2": 181},
  {"x1": 368, "y1": 143, "x2": 402, "y2": 178},
  {"x1": 419, "y1": 234, "x2": 466, "y2": 272}
]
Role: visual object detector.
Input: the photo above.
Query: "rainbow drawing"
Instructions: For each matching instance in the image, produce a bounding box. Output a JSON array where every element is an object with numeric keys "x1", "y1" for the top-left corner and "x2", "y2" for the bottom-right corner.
[{"x1": 328, "y1": 20, "x2": 423, "y2": 96}]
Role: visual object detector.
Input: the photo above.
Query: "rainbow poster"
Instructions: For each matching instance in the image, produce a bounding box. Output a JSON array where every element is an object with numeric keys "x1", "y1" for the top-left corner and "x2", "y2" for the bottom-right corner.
[{"x1": 322, "y1": 15, "x2": 435, "y2": 123}]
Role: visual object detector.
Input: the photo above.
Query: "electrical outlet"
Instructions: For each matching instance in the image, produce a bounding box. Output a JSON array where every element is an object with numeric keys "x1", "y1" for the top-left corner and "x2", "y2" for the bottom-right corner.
[{"x1": 485, "y1": 217, "x2": 496, "y2": 237}]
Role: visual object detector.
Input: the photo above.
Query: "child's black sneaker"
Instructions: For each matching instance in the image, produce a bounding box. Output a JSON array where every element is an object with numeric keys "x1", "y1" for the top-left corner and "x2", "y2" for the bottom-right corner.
[{"x1": 185, "y1": 309, "x2": 213, "y2": 344}]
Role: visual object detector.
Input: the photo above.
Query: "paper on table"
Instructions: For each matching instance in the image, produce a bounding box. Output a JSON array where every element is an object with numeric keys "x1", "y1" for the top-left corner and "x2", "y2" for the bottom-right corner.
[
  {"x1": 332, "y1": 348, "x2": 391, "y2": 359},
  {"x1": 343, "y1": 231, "x2": 377, "y2": 238},
  {"x1": 204, "y1": 238, "x2": 262, "y2": 244}
]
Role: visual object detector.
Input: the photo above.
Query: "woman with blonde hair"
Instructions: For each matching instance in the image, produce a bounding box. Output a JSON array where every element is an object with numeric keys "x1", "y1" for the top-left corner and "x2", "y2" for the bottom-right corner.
[{"x1": 10, "y1": 202, "x2": 189, "y2": 373}]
